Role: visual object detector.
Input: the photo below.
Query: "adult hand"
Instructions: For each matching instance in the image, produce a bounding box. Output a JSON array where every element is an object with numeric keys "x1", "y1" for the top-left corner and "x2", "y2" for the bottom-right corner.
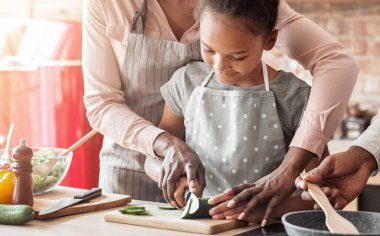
[
  {"x1": 153, "y1": 132, "x2": 205, "y2": 206},
  {"x1": 217, "y1": 147, "x2": 316, "y2": 226},
  {"x1": 295, "y1": 146, "x2": 377, "y2": 209}
]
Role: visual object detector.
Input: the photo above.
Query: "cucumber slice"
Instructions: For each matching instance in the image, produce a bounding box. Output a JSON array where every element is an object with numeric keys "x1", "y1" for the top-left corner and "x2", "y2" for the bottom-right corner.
[
  {"x1": 120, "y1": 206, "x2": 145, "y2": 211},
  {"x1": 119, "y1": 206, "x2": 149, "y2": 215},
  {"x1": 180, "y1": 193, "x2": 213, "y2": 219},
  {"x1": 158, "y1": 205, "x2": 177, "y2": 210}
]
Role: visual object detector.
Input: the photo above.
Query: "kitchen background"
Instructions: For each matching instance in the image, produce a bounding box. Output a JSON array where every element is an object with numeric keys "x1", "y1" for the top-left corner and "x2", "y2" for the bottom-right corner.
[{"x1": 0, "y1": 0, "x2": 379, "y2": 191}]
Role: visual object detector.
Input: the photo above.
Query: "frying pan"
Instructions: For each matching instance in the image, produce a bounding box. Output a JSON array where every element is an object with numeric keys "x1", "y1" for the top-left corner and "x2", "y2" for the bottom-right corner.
[{"x1": 282, "y1": 210, "x2": 380, "y2": 236}]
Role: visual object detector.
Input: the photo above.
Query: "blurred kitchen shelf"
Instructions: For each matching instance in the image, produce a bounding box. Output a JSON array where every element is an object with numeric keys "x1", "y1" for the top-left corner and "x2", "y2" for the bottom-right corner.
[{"x1": 0, "y1": 59, "x2": 81, "y2": 71}]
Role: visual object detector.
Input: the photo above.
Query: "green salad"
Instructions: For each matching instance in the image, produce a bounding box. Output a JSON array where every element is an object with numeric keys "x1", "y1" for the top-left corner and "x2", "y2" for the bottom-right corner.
[{"x1": 31, "y1": 149, "x2": 67, "y2": 194}]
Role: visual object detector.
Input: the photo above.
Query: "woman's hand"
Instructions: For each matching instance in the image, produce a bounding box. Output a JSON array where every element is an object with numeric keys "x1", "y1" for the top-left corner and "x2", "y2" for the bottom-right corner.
[
  {"x1": 295, "y1": 146, "x2": 377, "y2": 209},
  {"x1": 217, "y1": 147, "x2": 316, "y2": 226},
  {"x1": 153, "y1": 132, "x2": 206, "y2": 206}
]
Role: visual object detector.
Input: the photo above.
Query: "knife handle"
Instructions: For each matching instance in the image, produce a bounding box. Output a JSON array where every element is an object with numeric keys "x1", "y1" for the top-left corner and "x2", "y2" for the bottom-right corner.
[{"x1": 74, "y1": 188, "x2": 102, "y2": 200}]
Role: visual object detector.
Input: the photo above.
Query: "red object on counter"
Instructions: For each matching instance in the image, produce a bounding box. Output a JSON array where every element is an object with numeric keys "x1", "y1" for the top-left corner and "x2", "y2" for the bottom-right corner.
[{"x1": 0, "y1": 20, "x2": 102, "y2": 189}]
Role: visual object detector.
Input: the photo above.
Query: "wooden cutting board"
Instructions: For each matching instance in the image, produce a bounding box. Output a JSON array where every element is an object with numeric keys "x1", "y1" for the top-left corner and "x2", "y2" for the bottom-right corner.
[
  {"x1": 34, "y1": 186, "x2": 131, "y2": 220},
  {"x1": 104, "y1": 203, "x2": 247, "y2": 235}
]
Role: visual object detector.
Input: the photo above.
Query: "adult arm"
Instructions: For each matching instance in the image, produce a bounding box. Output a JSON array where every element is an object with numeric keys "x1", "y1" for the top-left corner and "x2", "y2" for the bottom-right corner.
[
  {"x1": 297, "y1": 114, "x2": 380, "y2": 209},
  {"x1": 352, "y1": 114, "x2": 380, "y2": 169},
  {"x1": 276, "y1": 0, "x2": 360, "y2": 156},
  {"x1": 82, "y1": 0, "x2": 164, "y2": 157}
]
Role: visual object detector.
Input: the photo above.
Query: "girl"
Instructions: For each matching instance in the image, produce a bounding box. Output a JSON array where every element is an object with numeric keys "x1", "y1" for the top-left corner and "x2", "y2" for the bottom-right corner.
[{"x1": 145, "y1": 0, "x2": 320, "y2": 222}]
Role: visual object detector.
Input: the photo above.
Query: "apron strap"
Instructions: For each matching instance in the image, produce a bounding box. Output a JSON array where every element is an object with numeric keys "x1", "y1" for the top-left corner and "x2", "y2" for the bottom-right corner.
[
  {"x1": 131, "y1": 0, "x2": 148, "y2": 34},
  {"x1": 262, "y1": 61, "x2": 269, "y2": 91},
  {"x1": 201, "y1": 71, "x2": 214, "y2": 87}
]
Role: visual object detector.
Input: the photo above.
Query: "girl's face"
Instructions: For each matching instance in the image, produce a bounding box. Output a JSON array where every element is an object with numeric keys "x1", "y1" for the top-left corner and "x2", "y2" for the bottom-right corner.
[{"x1": 200, "y1": 11, "x2": 277, "y2": 87}]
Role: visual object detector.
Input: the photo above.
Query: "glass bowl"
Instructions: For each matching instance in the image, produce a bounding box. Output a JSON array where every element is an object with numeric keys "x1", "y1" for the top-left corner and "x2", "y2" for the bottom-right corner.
[{"x1": 0, "y1": 147, "x2": 73, "y2": 195}]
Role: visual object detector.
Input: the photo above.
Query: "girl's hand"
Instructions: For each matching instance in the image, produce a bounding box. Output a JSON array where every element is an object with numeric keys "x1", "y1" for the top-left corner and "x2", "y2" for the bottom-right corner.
[
  {"x1": 208, "y1": 190, "x2": 264, "y2": 223},
  {"x1": 221, "y1": 147, "x2": 316, "y2": 226},
  {"x1": 173, "y1": 176, "x2": 188, "y2": 208}
]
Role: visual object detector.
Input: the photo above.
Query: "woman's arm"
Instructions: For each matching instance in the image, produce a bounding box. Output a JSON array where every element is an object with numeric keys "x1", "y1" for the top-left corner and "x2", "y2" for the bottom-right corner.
[
  {"x1": 82, "y1": 0, "x2": 164, "y2": 157},
  {"x1": 276, "y1": 0, "x2": 360, "y2": 157},
  {"x1": 144, "y1": 104, "x2": 185, "y2": 182}
]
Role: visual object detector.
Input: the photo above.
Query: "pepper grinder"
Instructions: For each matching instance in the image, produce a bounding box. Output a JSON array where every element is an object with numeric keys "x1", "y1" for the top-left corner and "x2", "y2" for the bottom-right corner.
[{"x1": 11, "y1": 139, "x2": 34, "y2": 206}]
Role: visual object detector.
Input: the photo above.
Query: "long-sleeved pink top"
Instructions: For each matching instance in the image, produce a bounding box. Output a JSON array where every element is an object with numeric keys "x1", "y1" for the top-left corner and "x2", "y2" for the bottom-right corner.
[{"x1": 83, "y1": 0, "x2": 359, "y2": 158}]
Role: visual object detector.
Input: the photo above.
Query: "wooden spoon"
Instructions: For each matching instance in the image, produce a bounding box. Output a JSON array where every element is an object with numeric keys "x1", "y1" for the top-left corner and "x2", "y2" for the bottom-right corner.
[
  {"x1": 301, "y1": 174, "x2": 359, "y2": 234},
  {"x1": 0, "y1": 124, "x2": 15, "y2": 164},
  {"x1": 33, "y1": 129, "x2": 98, "y2": 177}
]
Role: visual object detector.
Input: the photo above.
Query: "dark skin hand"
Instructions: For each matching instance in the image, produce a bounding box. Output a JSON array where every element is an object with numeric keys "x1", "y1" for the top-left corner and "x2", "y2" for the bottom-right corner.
[
  {"x1": 209, "y1": 147, "x2": 316, "y2": 226},
  {"x1": 153, "y1": 132, "x2": 206, "y2": 206},
  {"x1": 295, "y1": 146, "x2": 377, "y2": 209},
  {"x1": 208, "y1": 186, "x2": 315, "y2": 223}
]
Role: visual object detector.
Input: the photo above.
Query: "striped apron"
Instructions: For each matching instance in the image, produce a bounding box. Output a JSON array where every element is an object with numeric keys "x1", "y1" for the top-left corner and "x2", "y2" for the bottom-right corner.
[{"x1": 99, "y1": 0, "x2": 202, "y2": 201}]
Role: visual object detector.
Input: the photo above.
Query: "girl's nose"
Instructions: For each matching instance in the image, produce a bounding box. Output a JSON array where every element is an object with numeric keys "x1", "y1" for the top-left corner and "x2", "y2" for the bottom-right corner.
[{"x1": 213, "y1": 55, "x2": 227, "y2": 71}]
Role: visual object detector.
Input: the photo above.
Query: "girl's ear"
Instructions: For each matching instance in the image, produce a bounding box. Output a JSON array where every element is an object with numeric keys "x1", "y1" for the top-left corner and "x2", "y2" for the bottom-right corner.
[{"x1": 264, "y1": 29, "x2": 278, "y2": 51}]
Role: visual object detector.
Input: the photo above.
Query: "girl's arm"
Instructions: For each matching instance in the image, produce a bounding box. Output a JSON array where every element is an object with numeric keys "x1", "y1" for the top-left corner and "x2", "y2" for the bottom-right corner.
[{"x1": 144, "y1": 104, "x2": 185, "y2": 182}]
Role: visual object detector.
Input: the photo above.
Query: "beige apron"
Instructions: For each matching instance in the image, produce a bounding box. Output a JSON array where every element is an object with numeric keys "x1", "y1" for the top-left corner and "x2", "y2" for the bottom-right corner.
[
  {"x1": 99, "y1": 0, "x2": 202, "y2": 201},
  {"x1": 185, "y1": 62, "x2": 286, "y2": 197}
]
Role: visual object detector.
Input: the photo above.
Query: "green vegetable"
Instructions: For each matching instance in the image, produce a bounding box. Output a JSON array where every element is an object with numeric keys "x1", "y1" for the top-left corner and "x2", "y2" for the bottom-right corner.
[
  {"x1": 158, "y1": 204, "x2": 177, "y2": 210},
  {"x1": 119, "y1": 206, "x2": 149, "y2": 215},
  {"x1": 32, "y1": 149, "x2": 66, "y2": 193},
  {"x1": 181, "y1": 193, "x2": 213, "y2": 219},
  {"x1": 0, "y1": 204, "x2": 35, "y2": 225}
]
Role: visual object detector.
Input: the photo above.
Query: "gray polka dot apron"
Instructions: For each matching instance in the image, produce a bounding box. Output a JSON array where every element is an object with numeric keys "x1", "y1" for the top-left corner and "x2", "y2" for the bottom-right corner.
[
  {"x1": 184, "y1": 62, "x2": 286, "y2": 197},
  {"x1": 99, "y1": 0, "x2": 201, "y2": 201}
]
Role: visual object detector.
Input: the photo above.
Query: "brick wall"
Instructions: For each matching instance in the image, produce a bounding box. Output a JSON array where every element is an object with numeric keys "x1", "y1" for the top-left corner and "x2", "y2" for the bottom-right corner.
[{"x1": 268, "y1": 0, "x2": 380, "y2": 112}]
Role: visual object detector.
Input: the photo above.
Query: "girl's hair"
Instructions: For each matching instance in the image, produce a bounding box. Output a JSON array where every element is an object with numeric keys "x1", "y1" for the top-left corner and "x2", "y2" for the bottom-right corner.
[{"x1": 195, "y1": 0, "x2": 279, "y2": 37}]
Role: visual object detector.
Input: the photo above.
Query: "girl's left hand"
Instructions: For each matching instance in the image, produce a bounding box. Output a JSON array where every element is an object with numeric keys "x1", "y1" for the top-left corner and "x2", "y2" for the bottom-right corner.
[{"x1": 208, "y1": 190, "x2": 265, "y2": 223}]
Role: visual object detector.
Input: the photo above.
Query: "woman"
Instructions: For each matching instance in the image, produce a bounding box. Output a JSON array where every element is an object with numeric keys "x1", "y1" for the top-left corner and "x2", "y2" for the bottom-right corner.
[{"x1": 82, "y1": 0, "x2": 359, "y2": 222}]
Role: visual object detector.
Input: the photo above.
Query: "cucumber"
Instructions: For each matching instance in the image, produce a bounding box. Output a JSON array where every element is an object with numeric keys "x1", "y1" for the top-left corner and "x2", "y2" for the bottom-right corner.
[
  {"x1": 0, "y1": 204, "x2": 35, "y2": 225},
  {"x1": 158, "y1": 204, "x2": 177, "y2": 210},
  {"x1": 180, "y1": 193, "x2": 213, "y2": 219}
]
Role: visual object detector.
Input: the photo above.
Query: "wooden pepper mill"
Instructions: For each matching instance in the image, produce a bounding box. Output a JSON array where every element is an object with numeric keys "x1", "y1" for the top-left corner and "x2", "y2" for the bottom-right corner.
[{"x1": 11, "y1": 139, "x2": 34, "y2": 206}]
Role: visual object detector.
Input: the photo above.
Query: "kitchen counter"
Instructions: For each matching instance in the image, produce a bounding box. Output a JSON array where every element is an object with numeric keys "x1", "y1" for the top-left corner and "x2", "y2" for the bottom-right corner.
[{"x1": 0, "y1": 198, "x2": 264, "y2": 236}]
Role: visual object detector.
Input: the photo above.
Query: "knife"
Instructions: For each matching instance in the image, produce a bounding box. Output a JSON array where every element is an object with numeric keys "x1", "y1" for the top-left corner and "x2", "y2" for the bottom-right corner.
[
  {"x1": 38, "y1": 188, "x2": 102, "y2": 216},
  {"x1": 184, "y1": 187, "x2": 191, "y2": 204}
]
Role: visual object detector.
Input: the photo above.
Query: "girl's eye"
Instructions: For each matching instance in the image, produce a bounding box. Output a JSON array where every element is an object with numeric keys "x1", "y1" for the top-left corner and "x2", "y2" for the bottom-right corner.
[
  {"x1": 232, "y1": 56, "x2": 247, "y2": 61},
  {"x1": 202, "y1": 49, "x2": 215, "y2": 54}
]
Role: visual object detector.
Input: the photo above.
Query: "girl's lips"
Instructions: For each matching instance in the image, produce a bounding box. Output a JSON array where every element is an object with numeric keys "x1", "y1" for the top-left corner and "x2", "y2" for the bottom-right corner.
[{"x1": 216, "y1": 72, "x2": 237, "y2": 79}]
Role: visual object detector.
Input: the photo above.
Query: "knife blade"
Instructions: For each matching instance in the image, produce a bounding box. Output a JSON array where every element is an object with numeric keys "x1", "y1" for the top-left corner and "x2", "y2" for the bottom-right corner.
[
  {"x1": 184, "y1": 187, "x2": 191, "y2": 204},
  {"x1": 38, "y1": 188, "x2": 102, "y2": 216}
]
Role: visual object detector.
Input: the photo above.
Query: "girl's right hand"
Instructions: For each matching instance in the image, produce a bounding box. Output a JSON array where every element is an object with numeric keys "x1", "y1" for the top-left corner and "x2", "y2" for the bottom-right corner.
[
  {"x1": 174, "y1": 176, "x2": 200, "y2": 208},
  {"x1": 173, "y1": 177, "x2": 188, "y2": 208}
]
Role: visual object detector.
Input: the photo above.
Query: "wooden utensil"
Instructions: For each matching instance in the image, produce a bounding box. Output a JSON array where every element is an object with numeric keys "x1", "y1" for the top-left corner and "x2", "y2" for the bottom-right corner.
[
  {"x1": 0, "y1": 124, "x2": 15, "y2": 163},
  {"x1": 302, "y1": 175, "x2": 360, "y2": 234},
  {"x1": 33, "y1": 129, "x2": 98, "y2": 177}
]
